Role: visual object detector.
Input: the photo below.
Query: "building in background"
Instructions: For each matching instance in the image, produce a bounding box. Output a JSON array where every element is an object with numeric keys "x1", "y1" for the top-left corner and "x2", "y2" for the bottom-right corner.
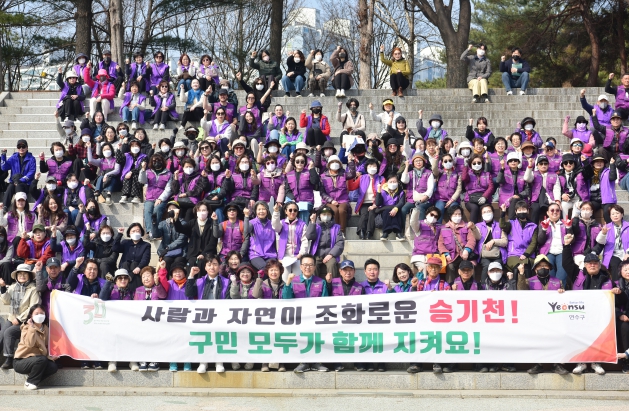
[{"x1": 414, "y1": 45, "x2": 446, "y2": 83}]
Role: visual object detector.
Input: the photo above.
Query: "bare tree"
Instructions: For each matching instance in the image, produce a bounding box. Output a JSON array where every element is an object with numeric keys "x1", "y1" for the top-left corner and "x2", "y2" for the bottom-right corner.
[
  {"x1": 357, "y1": 0, "x2": 375, "y2": 89},
  {"x1": 109, "y1": 0, "x2": 123, "y2": 66}
]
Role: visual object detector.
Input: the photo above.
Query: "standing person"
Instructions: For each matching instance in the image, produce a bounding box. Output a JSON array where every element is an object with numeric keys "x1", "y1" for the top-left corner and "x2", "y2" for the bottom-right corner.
[
  {"x1": 94, "y1": 49, "x2": 123, "y2": 93},
  {"x1": 138, "y1": 154, "x2": 172, "y2": 237},
  {"x1": 357, "y1": 258, "x2": 388, "y2": 372},
  {"x1": 306, "y1": 207, "x2": 344, "y2": 279},
  {"x1": 330, "y1": 46, "x2": 354, "y2": 97},
  {"x1": 605, "y1": 73, "x2": 629, "y2": 120},
  {"x1": 172, "y1": 203, "x2": 218, "y2": 274},
  {"x1": 375, "y1": 173, "x2": 405, "y2": 240},
  {"x1": 153, "y1": 202, "x2": 188, "y2": 271},
  {"x1": 272, "y1": 202, "x2": 308, "y2": 282},
  {"x1": 462, "y1": 153, "x2": 494, "y2": 223},
  {"x1": 613, "y1": 262, "x2": 629, "y2": 374},
  {"x1": 243, "y1": 202, "x2": 277, "y2": 270},
  {"x1": 319, "y1": 155, "x2": 351, "y2": 233},
  {"x1": 559, "y1": 153, "x2": 589, "y2": 219},
  {"x1": 284, "y1": 154, "x2": 319, "y2": 223},
  {"x1": 305, "y1": 49, "x2": 331, "y2": 97},
  {"x1": 72, "y1": 53, "x2": 90, "y2": 94},
  {"x1": 12, "y1": 304, "x2": 59, "y2": 390},
  {"x1": 1, "y1": 139, "x2": 36, "y2": 206},
  {"x1": 281, "y1": 50, "x2": 307, "y2": 97},
  {"x1": 54, "y1": 68, "x2": 85, "y2": 121},
  {"x1": 83, "y1": 64, "x2": 116, "y2": 121},
  {"x1": 409, "y1": 206, "x2": 442, "y2": 275},
  {"x1": 431, "y1": 153, "x2": 461, "y2": 223},
  {"x1": 300, "y1": 101, "x2": 331, "y2": 149},
  {"x1": 147, "y1": 51, "x2": 170, "y2": 96},
  {"x1": 125, "y1": 51, "x2": 149, "y2": 93},
  {"x1": 460, "y1": 43, "x2": 491, "y2": 103},
  {"x1": 213, "y1": 202, "x2": 247, "y2": 260},
  {"x1": 530, "y1": 155, "x2": 563, "y2": 223},
  {"x1": 185, "y1": 255, "x2": 231, "y2": 374},
  {"x1": 499, "y1": 47, "x2": 530, "y2": 95},
  {"x1": 249, "y1": 49, "x2": 282, "y2": 90},
  {"x1": 567, "y1": 202, "x2": 602, "y2": 268},
  {"x1": 348, "y1": 159, "x2": 383, "y2": 240},
  {"x1": 283, "y1": 254, "x2": 329, "y2": 373},
  {"x1": 112, "y1": 224, "x2": 151, "y2": 292},
  {"x1": 379, "y1": 45, "x2": 411, "y2": 97},
  {"x1": 475, "y1": 204, "x2": 508, "y2": 283},
  {"x1": 439, "y1": 207, "x2": 477, "y2": 284},
  {"x1": 496, "y1": 153, "x2": 533, "y2": 220},
  {"x1": 537, "y1": 204, "x2": 568, "y2": 285},
  {"x1": 400, "y1": 154, "x2": 434, "y2": 223},
  {"x1": 500, "y1": 201, "x2": 538, "y2": 275}
]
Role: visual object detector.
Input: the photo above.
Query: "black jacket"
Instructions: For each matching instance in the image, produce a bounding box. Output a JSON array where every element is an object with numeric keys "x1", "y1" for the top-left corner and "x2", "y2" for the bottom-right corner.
[{"x1": 174, "y1": 218, "x2": 218, "y2": 258}]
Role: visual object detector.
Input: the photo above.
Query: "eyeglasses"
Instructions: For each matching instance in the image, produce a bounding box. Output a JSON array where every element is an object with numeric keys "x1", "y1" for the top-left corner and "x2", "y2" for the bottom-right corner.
[
  {"x1": 295, "y1": 160, "x2": 305, "y2": 165},
  {"x1": 200, "y1": 146, "x2": 210, "y2": 150},
  {"x1": 549, "y1": 209, "x2": 560, "y2": 213},
  {"x1": 286, "y1": 209, "x2": 298, "y2": 213},
  {"x1": 538, "y1": 162, "x2": 548, "y2": 166},
  {"x1": 227, "y1": 209, "x2": 237, "y2": 213},
  {"x1": 17, "y1": 145, "x2": 26, "y2": 149},
  {"x1": 155, "y1": 55, "x2": 164, "y2": 59},
  {"x1": 301, "y1": 263, "x2": 314, "y2": 267},
  {"x1": 247, "y1": 96, "x2": 255, "y2": 100},
  {"x1": 216, "y1": 113, "x2": 225, "y2": 116},
  {"x1": 563, "y1": 161, "x2": 575, "y2": 165}
]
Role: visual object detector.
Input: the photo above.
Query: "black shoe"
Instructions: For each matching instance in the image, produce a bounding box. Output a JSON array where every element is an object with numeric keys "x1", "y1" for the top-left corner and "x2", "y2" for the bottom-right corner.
[
  {"x1": 376, "y1": 363, "x2": 386, "y2": 372},
  {"x1": 366, "y1": 232, "x2": 373, "y2": 240},
  {"x1": 358, "y1": 230, "x2": 366, "y2": 240},
  {"x1": 285, "y1": 92, "x2": 290, "y2": 97},
  {"x1": 81, "y1": 361, "x2": 90, "y2": 369},
  {"x1": 294, "y1": 363, "x2": 309, "y2": 373},
  {"x1": 334, "y1": 364, "x2": 344, "y2": 372},
  {"x1": 476, "y1": 364, "x2": 488, "y2": 373},
  {"x1": 488, "y1": 365, "x2": 499, "y2": 373},
  {"x1": 1, "y1": 357, "x2": 13, "y2": 369},
  {"x1": 396, "y1": 232, "x2": 404, "y2": 240},
  {"x1": 407, "y1": 364, "x2": 421, "y2": 373},
  {"x1": 553, "y1": 364, "x2": 569, "y2": 375},
  {"x1": 367, "y1": 363, "x2": 375, "y2": 372},
  {"x1": 355, "y1": 365, "x2": 366, "y2": 372},
  {"x1": 501, "y1": 365, "x2": 517, "y2": 372},
  {"x1": 312, "y1": 363, "x2": 328, "y2": 372},
  {"x1": 432, "y1": 363, "x2": 442, "y2": 373},
  {"x1": 380, "y1": 232, "x2": 388, "y2": 240},
  {"x1": 527, "y1": 364, "x2": 543, "y2": 374},
  {"x1": 622, "y1": 359, "x2": 629, "y2": 374}
]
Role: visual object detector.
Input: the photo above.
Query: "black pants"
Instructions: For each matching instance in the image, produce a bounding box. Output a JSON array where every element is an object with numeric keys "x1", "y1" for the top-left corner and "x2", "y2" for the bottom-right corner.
[
  {"x1": 198, "y1": 78, "x2": 216, "y2": 94},
  {"x1": 306, "y1": 128, "x2": 327, "y2": 147},
  {"x1": 58, "y1": 98, "x2": 84, "y2": 121},
  {"x1": 111, "y1": 76, "x2": 124, "y2": 95},
  {"x1": 589, "y1": 200, "x2": 612, "y2": 223},
  {"x1": 153, "y1": 110, "x2": 173, "y2": 125},
  {"x1": 186, "y1": 255, "x2": 207, "y2": 276},
  {"x1": 465, "y1": 202, "x2": 483, "y2": 223},
  {"x1": 615, "y1": 107, "x2": 629, "y2": 120},
  {"x1": 14, "y1": 356, "x2": 58, "y2": 386},
  {"x1": 98, "y1": 260, "x2": 118, "y2": 279},
  {"x1": 445, "y1": 257, "x2": 463, "y2": 284},
  {"x1": 530, "y1": 202, "x2": 548, "y2": 224},
  {"x1": 181, "y1": 107, "x2": 204, "y2": 128},
  {"x1": 162, "y1": 255, "x2": 187, "y2": 272},
  {"x1": 262, "y1": 75, "x2": 278, "y2": 90},
  {"x1": 390, "y1": 73, "x2": 409, "y2": 91},
  {"x1": 0, "y1": 261, "x2": 16, "y2": 286},
  {"x1": 250, "y1": 257, "x2": 267, "y2": 271},
  {"x1": 178, "y1": 199, "x2": 196, "y2": 222},
  {"x1": 0, "y1": 318, "x2": 21, "y2": 356},
  {"x1": 617, "y1": 319, "x2": 629, "y2": 352},
  {"x1": 333, "y1": 73, "x2": 351, "y2": 90},
  {"x1": 358, "y1": 203, "x2": 376, "y2": 235},
  {"x1": 3, "y1": 181, "x2": 29, "y2": 209},
  {"x1": 72, "y1": 158, "x2": 96, "y2": 183}
]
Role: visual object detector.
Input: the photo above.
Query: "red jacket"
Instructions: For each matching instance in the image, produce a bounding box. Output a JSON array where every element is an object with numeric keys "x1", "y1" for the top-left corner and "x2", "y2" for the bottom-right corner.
[
  {"x1": 17, "y1": 237, "x2": 54, "y2": 264},
  {"x1": 84, "y1": 67, "x2": 115, "y2": 100},
  {"x1": 299, "y1": 113, "x2": 331, "y2": 136}
]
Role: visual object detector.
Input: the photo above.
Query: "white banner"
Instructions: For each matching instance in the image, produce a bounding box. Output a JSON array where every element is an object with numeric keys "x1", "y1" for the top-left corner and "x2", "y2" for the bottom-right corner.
[{"x1": 49, "y1": 290, "x2": 617, "y2": 363}]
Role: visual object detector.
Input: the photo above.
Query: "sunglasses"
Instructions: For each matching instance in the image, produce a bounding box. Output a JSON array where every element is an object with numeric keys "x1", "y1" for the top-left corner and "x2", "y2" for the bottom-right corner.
[
  {"x1": 442, "y1": 160, "x2": 452, "y2": 164},
  {"x1": 563, "y1": 161, "x2": 575, "y2": 165},
  {"x1": 572, "y1": 143, "x2": 583, "y2": 147},
  {"x1": 17, "y1": 145, "x2": 26, "y2": 149},
  {"x1": 549, "y1": 209, "x2": 561, "y2": 213},
  {"x1": 155, "y1": 55, "x2": 164, "y2": 59},
  {"x1": 286, "y1": 209, "x2": 298, "y2": 213},
  {"x1": 266, "y1": 162, "x2": 276, "y2": 166},
  {"x1": 538, "y1": 162, "x2": 548, "y2": 166},
  {"x1": 428, "y1": 213, "x2": 438, "y2": 218},
  {"x1": 227, "y1": 208, "x2": 237, "y2": 213},
  {"x1": 508, "y1": 159, "x2": 519, "y2": 163},
  {"x1": 216, "y1": 112, "x2": 225, "y2": 116},
  {"x1": 234, "y1": 146, "x2": 244, "y2": 150},
  {"x1": 160, "y1": 86, "x2": 168, "y2": 89},
  {"x1": 295, "y1": 160, "x2": 305, "y2": 165},
  {"x1": 200, "y1": 146, "x2": 210, "y2": 150},
  {"x1": 247, "y1": 96, "x2": 255, "y2": 100}
]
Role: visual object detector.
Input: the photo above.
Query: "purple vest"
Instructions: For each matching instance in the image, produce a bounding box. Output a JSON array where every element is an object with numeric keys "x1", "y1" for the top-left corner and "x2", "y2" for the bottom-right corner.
[
  {"x1": 60, "y1": 241, "x2": 83, "y2": 262},
  {"x1": 453, "y1": 277, "x2": 483, "y2": 290},
  {"x1": 355, "y1": 174, "x2": 384, "y2": 212},
  {"x1": 331, "y1": 278, "x2": 363, "y2": 296},
  {"x1": 310, "y1": 224, "x2": 341, "y2": 261},
  {"x1": 73, "y1": 63, "x2": 88, "y2": 82},
  {"x1": 176, "y1": 174, "x2": 201, "y2": 204},
  {"x1": 209, "y1": 121, "x2": 231, "y2": 139},
  {"x1": 120, "y1": 92, "x2": 147, "y2": 124},
  {"x1": 211, "y1": 102, "x2": 236, "y2": 122},
  {"x1": 98, "y1": 61, "x2": 118, "y2": 79},
  {"x1": 89, "y1": 79, "x2": 115, "y2": 108},
  {"x1": 413, "y1": 222, "x2": 441, "y2": 255},
  {"x1": 127, "y1": 62, "x2": 149, "y2": 91},
  {"x1": 394, "y1": 282, "x2": 412, "y2": 293},
  {"x1": 26, "y1": 239, "x2": 50, "y2": 259},
  {"x1": 320, "y1": 173, "x2": 349, "y2": 203},
  {"x1": 249, "y1": 218, "x2": 277, "y2": 259},
  {"x1": 286, "y1": 171, "x2": 315, "y2": 203},
  {"x1": 195, "y1": 275, "x2": 229, "y2": 300},
  {"x1": 531, "y1": 172, "x2": 565, "y2": 202},
  {"x1": 572, "y1": 271, "x2": 613, "y2": 290},
  {"x1": 239, "y1": 106, "x2": 262, "y2": 127},
  {"x1": 282, "y1": 131, "x2": 302, "y2": 143},
  {"x1": 231, "y1": 173, "x2": 254, "y2": 200},
  {"x1": 259, "y1": 173, "x2": 284, "y2": 202},
  {"x1": 507, "y1": 220, "x2": 537, "y2": 258},
  {"x1": 572, "y1": 221, "x2": 601, "y2": 255},
  {"x1": 600, "y1": 168, "x2": 617, "y2": 204},
  {"x1": 454, "y1": 157, "x2": 466, "y2": 174},
  {"x1": 381, "y1": 189, "x2": 404, "y2": 207},
  {"x1": 146, "y1": 169, "x2": 172, "y2": 201},
  {"x1": 167, "y1": 280, "x2": 188, "y2": 300},
  {"x1": 278, "y1": 219, "x2": 306, "y2": 260},
  {"x1": 464, "y1": 171, "x2": 491, "y2": 202},
  {"x1": 405, "y1": 169, "x2": 432, "y2": 203},
  {"x1": 603, "y1": 127, "x2": 629, "y2": 151},
  {"x1": 603, "y1": 221, "x2": 629, "y2": 267},
  {"x1": 221, "y1": 220, "x2": 244, "y2": 256},
  {"x1": 41, "y1": 276, "x2": 65, "y2": 314},
  {"x1": 474, "y1": 221, "x2": 507, "y2": 263},
  {"x1": 538, "y1": 223, "x2": 566, "y2": 255},
  {"x1": 518, "y1": 130, "x2": 542, "y2": 148},
  {"x1": 73, "y1": 274, "x2": 106, "y2": 295},
  {"x1": 6, "y1": 213, "x2": 35, "y2": 243},
  {"x1": 207, "y1": 172, "x2": 226, "y2": 192},
  {"x1": 435, "y1": 172, "x2": 458, "y2": 202},
  {"x1": 63, "y1": 186, "x2": 87, "y2": 207},
  {"x1": 292, "y1": 276, "x2": 324, "y2": 298},
  {"x1": 81, "y1": 214, "x2": 106, "y2": 237},
  {"x1": 440, "y1": 225, "x2": 470, "y2": 257},
  {"x1": 151, "y1": 93, "x2": 179, "y2": 119},
  {"x1": 474, "y1": 130, "x2": 493, "y2": 145},
  {"x1": 615, "y1": 86, "x2": 629, "y2": 110},
  {"x1": 199, "y1": 64, "x2": 220, "y2": 84},
  {"x1": 572, "y1": 128, "x2": 593, "y2": 144},
  {"x1": 425, "y1": 127, "x2": 447, "y2": 140},
  {"x1": 149, "y1": 63, "x2": 170, "y2": 87},
  {"x1": 498, "y1": 169, "x2": 527, "y2": 206},
  {"x1": 56, "y1": 82, "x2": 85, "y2": 109},
  {"x1": 574, "y1": 173, "x2": 590, "y2": 202},
  {"x1": 110, "y1": 285, "x2": 133, "y2": 301},
  {"x1": 528, "y1": 276, "x2": 562, "y2": 291},
  {"x1": 305, "y1": 116, "x2": 329, "y2": 139},
  {"x1": 259, "y1": 281, "x2": 283, "y2": 299},
  {"x1": 120, "y1": 152, "x2": 148, "y2": 180},
  {"x1": 488, "y1": 152, "x2": 506, "y2": 179},
  {"x1": 360, "y1": 280, "x2": 388, "y2": 294},
  {"x1": 133, "y1": 286, "x2": 163, "y2": 300},
  {"x1": 267, "y1": 115, "x2": 287, "y2": 141},
  {"x1": 98, "y1": 157, "x2": 117, "y2": 175}
]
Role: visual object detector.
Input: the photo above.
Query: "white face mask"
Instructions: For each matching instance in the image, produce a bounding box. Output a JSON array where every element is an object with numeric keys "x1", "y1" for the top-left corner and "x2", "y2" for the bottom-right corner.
[
  {"x1": 461, "y1": 149, "x2": 471, "y2": 157},
  {"x1": 324, "y1": 149, "x2": 333, "y2": 157},
  {"x1": 101, "y1": 234, "x2": 112, "y2": 242},
  {"x1": 443, "y1": 161, "x2": 453, "y2": 170},
  {"x1": 183, "y1": 167, "x2": 194, "y2": 175},
  {"x1": 268, "y1": 146, "x2": 278, "y2": 153},
  {"x1": 315, "y1": 55, "x2": 322, "y2": 62},
  {"x1": 64, "y1": 128, "x2": 73, "y2": 136},
  {"x1": 33, "y1": 314, "x2": 46, "y2": 324},
  {"x1": 488, "y1": 271, "x2": 502, "y2": 282},
  {"x1": 416, "y1": 149, "x2": 425, "y2": 155},
  {"x1": 431, "y1": 121, "x2": 440, "y2": 129},
  {"x1": 320, "y1": 215, "x2": 331, "y2": 223},
  {"x1": 54, "y1": 150, "x2": 64, "y2": 158},
  {"x1": 131, "y1": 146, "x2": 140, "y2": 154},
  {"x1": 46, "y1": 183, "x2": 57, "y2": 191},
  {"x1": 482, "y1": 212, "x2": 494, "y2": 222},
  {"x1": 66, "y1": 237, "x2": 76, "y2": 246},
  {"x1": 256, "y1": 84, "x2": 264, "y2": 91},
  {"x1": 161, "y1": 146, "x2": 170, "y2": 153},
  {"x1": 451, "y1": 215, "x2": 462, "y2": 224},
  {"x1": 240, "y1": 163, "x2": 250, "y2": 171},
  {"x1": 472, "y1": 164, "x2": 482, "y2": 171},
  {"x1": 477, "y1": 49, "x2": 485, "y2": 57},
  {"x1": 78, "y1": 58, "x2": 86, "y2": 64},
  {"x1": 367, "y1": 167, "x2": 378, "y2": 175},
  {"x1": 266, "y1": 163, "x2": 276, "y2": 172},
  {"x1": 524, "y1": 124, "x2": 534, "y2": 131},
  {"x1": 294, "y1": 57, "x2": 301, "y2": 63},
  {"x1": 197, "y1": 211, "x2": 208, "y2": 220},
  {"x1": 388, "y1": 183, "x2": 398, "y2": 190},
  {"x1": 130, "y1": 232, "x2": 142, "y2": 241},
  {"x1": 119, "y1": 129, "x2": 128, "y2": 137},
  {"x1": 330, "y1": 162, "x2": 340, "y2": 171},
  {"x1": 103, "y1": 150, "x2": 112, "y2": 158},
  {"x1": 599, "y1": 102, "x2": 608, "y2": 109},
  {"x1": 176, "y1": 150, "x2": 185, "y2": 157},
  {"x1": 67, "y1": 181, "x2": 78, "y2": 189},
  {"x1": 426, "y1": 215, "x2": 436, "y2": 224},
  {"x1": 82, "y1": 136, "x2": 91, "y2": 143},
  {"x1": 210, "y1": 163, "x2": 221, "y2": 171},
  {"x1": 581, "y1": 210, "x2": 592, "y2": 219},
  {"x1": 262, "y1": 56, "x2": 270, "y2": 62}
]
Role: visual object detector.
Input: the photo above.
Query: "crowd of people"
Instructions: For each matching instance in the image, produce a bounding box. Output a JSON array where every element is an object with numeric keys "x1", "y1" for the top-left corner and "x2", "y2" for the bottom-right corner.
[{"x1": 0, "y1": 44, "x2": 629, "y2": 390}]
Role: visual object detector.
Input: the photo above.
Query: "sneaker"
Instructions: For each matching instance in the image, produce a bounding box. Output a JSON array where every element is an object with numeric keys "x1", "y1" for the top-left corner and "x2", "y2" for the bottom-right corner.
[
  {"x1": 24, "y1": 382, "x2": 38, "y2": 390},
  {"x1": 307, "y1": 93, "x2": 314, "y2": 97},
  {"x1": 159, "y1": 124, "x2": 165, "y2": 130},
  {"x1": 285, "y1": 92, "x2": 290, "y2": 97},
  {"x1": 442, "y1": 365, "x2": 453, "y2": 373},
  {"x1": 334, "y1": 364, "x2": 345, "y2": 372},
  {"x1": 591, "y1": 363, "x2": 605, "y2": 375},
  {"x1": 119, "y1": 196, "x2": 128, "y2": 204},
  {"x1": 320, "y1": 93, "x2": 325, "y2": 97},
  {"x1": 94, "y1": 362, "x2": 103, "y2": 369},
  {"x1": 1, "y1": 357, "x2": 13, "y2": 369},
  {"x1": 482, "y1": 94, "x2": 490, "y2": 103},
  {"x1": 295, "y1": 93, "x2": 301, "y2": 97},
  {"x1": 335, "y1": 89, "x2": 341, "y2": 97},
  {"x1": 244, "y1": 363, "x2": 254, "y2": 370},
  {"x1": 131, "y1": 122, "x2": 137, "y2": 130},
  {"x1": 355, "y1": 365, "x2": 366, "y2": 372},
  {"x1": 81, "y1": 361, "x2": 90, "y2": 369},
  {"x1": 527, "y1": 364, "x2": 543, "y2": 374},
  {"x1": 215, "y1": 362, "x2": 225, "y2": 373},
  {"x1": 501, "y1": 364, "x2": 516, "y2": 372},
  {"x1": 380, "y1": 232, "x2": 388, "y2": 241},
  {"x1": 312, "y1": 363, "x2": 328, "y2": 372},
  {"x1": 261, "y1": 363, "x2": 270, "y2": 372},
  {"x1": 376, "y1": 364, "x2": 386, "y2": 372},
  {"x1": 553, "y1": 364, "x2": 569, "y2": 375},
  {"x1": 138, "y1": 362, "x2": 147, "y2": 371},
  {"x1": 231, "y1": 362, "x2": 241, "y2": 370},
  {"x1": 472, "y1": 95, "x2": 479, "y2": 103},
  {"x1": 197, "y1": 362, "x2": 208, "y2": 373},
  {"x1": 340, "y1": 89, "x2": 346, "y2": 97},
  {"x1": 572, "y1": 363, "x2": 587, "y2": 375},
  {"x1": 294, "y1": 363, "x2": 309, "y2": 373},
  {"x1": 520, "y1": 90, "x2": 526, "y2": 95},
  {"x1": 131, "y1": 196, "x2": 141, "y2": 204},
  {"x1": 169, "y1": 362, "x2": 178, "y2": 372},
  {"x1": 488, "y1": 366, "x2": 499, "y2": 373},
  {"x1": 108, "y1": 361, "x2": 117, "y2": 372},
  {"x1": 366, "y1": 364, "x2": 375, "y2": 372},
  {"x1": 153, "y1": 123, "x2": 158, "y2": 130},
  {"x1": 130, "y1": 361, "x2": 140, "y2": 371},
  {"x1": 432, "y1": 363, "x2": 442, "y2": 373},
  {"x1": 183, "y1": 363, "x2": 192, "y2": 371},
  {"x1": 622, "y1": 359, "x2": 629, "y2": 374},
  {"x1": 506, "y1": 91, "x2": 513, "y2": 96},
  {"x1": 278, "y1": 364, "x2": 286, "y2": 372},
  {"x1": 406, "y1": 364, "x2": 421, "y2": 373},
  {"x1": 396, "y1": 232, "x2": 405, "y2": 240},
  {"x1": 105, "y1": 194, "x2": 113, "y2": 205},
  {"x1": 476, "y1": 364, "x2": 488, "y2": 373},
  {"x1": 148, "y1": 362, "x2": 160, "y2": 371}
]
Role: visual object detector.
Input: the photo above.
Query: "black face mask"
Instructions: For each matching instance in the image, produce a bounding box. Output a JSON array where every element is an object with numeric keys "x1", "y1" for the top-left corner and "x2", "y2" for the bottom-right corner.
[
  {"x1": 87, "y1": 208, "x2": 96, "y2": 216},
  {"x1": 512, "y1": 55, "x2": 520, "y2": 61},
  {"x1": 168, "y1": 210, "x2": 176, "y2": 218},
  {"x1": 104, "y1": 57, "x2": 111, "y2": 64},
  {"x1": 516, "y1": 212, "x2": 528, "y2": 220},
  {"x1": 154, "y1": 162, "x2": 164, "y2": 171},
  {"x1": 311, "y1": 108, "x2": 321, "y2": 115},
  {"x1": 339, "y1": 53, "x2": 346, "y2": 58},
  {"x1": 536, "y1": 268, "x2": 550, "y2": 278}
]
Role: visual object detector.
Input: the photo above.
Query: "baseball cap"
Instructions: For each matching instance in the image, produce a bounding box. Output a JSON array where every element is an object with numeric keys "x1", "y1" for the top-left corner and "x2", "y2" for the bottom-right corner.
[
  {"x1": 46, "y1": 257, "x2": 61, "y2": 267},
  {"x1": 597, "y1": 94, "x2": 609, "y2": 102},
  {"x1": 15, "y1": 192, "x2": 27, "y2": 201},
  {"x1": 584, "y1": 254, "x2": 600, "y2": 263},
  {"x1": 459, "y1": 260, "x2": 474, "y2": 270},
  {"x1": 339, "y1": 260, "x2": 355, "y2": 270},
  {"x1": 32, "y1": 223, "x2": 46, "y2": 232},
  {"x1": 488, "y1": 261, "x2": 503, "y2": 272},
  {"x1": 17, "y1": 139, "x2": 28, "y2": 148}
]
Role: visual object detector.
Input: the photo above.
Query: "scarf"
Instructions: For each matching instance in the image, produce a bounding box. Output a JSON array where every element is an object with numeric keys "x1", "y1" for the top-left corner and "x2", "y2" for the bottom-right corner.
[
  {"x1": 117, "y1": 286, "x2": 130, "y2": 300},
  {"x1": 10, "y1": 280, "x2": 30, "y2": 316},
  {"x1": 173, "y1": 277, "x2": 186, "y2": 288},
  {"x1": 524, "y1": 130, "x2": 533, "y2": 141},
  {"x1": 592, "y1": 168, "x2": 601, "y2": 185},
  {"x1": 428, "y1": 128, "x2": 442, "y2": 140}
]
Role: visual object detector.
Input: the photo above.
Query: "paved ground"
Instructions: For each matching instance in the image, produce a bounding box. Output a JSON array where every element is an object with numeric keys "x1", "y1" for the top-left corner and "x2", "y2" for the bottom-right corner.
[{"x1": 0, "y1": 392, "x2": 628, "y2": 411}]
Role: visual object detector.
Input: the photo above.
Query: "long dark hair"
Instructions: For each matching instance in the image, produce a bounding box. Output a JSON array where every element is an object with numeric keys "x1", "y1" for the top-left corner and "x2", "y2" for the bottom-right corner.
[{"x1": 0, "y1": 226, "x2": 8, "y2": 256}]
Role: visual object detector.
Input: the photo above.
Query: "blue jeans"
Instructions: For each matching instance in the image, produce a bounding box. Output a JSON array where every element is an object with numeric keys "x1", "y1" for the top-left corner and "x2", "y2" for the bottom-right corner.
[
  {"x1": 214, "y1": 207, "x2": 225, "y2": 224},
  {"x1": 281, "y1": 144, "x2": 296, "y2": 159},
  {"x1": 502, "y1": 71, "x2": 529, "y2": 92},
  {"x1": 177, "y1": 79, "x2": 192, "y2": 92},
  {"x1": 121, "y1": 106, "x2": 141, "y2": 122},
  {"x1": 268, "y1": 130, "x2": 280, "y2": 142},
  {"x1": 417, "y1": 201, "x2": 432, "y2": 221},
  {"x1": 298, "y1": 203, "x2": 313, "y2": 224},
  {"x1": 620, "y1": 173, "x2": 629, "y2": 192},
  {"x1": 95, "y1": 175, "x2": 121, "y2": 194},
  {"x1": 434, "y1": 200, "x2": 459, "y2": 224},
  {"x1": 281, "y1": 75, "x2": 305, "y2": 93},
  {"x1": 401, "y1": 202, "x2": 415, "y2": 226},
  {"x1": 65, "y1": 208, "x2": 79, "y2": 226},
  {"x1": 547, "y1": 252, "x2": 567, "y2": 287},
  {"x1": 144, "y1": 200, "x2": 167, "y2": 236}
]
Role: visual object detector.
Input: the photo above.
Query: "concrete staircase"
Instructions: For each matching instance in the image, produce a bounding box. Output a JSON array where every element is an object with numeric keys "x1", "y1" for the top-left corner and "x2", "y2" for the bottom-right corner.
[{"x1": 0, "y1": 87, "x2": 624, "y2": 281}]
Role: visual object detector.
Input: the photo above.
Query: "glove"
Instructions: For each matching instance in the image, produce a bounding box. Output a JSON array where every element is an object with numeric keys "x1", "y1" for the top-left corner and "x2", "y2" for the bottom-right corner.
[
  {"x1": 541, "y1": 218, "x2": 550, "y2": 231},
  {"x1": 105, "y1": 273, "x2": 114, "y2": 282},
  {"x1": 230, "y1": 275, "x2": 237, "y2": 283},
  {"x1": 477, "y1": 197, "x2": 486, "y2": 205}
]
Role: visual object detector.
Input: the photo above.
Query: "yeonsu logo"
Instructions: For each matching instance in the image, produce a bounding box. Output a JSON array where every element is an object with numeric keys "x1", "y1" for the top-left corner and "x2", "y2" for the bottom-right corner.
[
  {"x1": 547, "y1": 301, "x2": 586, "y2": 314},
  {"x1": 83, "y1": 301, "x2": 108, "y2": 325}
]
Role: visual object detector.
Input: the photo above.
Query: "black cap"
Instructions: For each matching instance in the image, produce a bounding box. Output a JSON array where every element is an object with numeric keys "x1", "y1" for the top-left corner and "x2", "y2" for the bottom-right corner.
[
  {"x1": 219, "y1": 88, "x2": 229, "y2": 95},
  {"x1": 102, "y1": 50, "x2": 111, "y2": 55},
  {"x1": 536, "y1": 155, "x2": 548, "y2": 165},
  {"x1": 611, "y1": 111, "x2": 622, "y2": 119},
  {"x1": 459, "y1": 260, "x2": 474, "y2": 270},
  {"x1": 561, "y1": 153, "x2": 575, "y2": 164},
  {"x1": 170, "y1": 262, "x2": 186, "y2": 272},
  {"x1": 46, "y1": 257, "x2": 61, "y2": 267},
  {"x1": 17, "y1": 139, "x2": 28, "y2": 148},
  {"x1": 584, "y1": 254, "x2": 600, "y2": 263}
]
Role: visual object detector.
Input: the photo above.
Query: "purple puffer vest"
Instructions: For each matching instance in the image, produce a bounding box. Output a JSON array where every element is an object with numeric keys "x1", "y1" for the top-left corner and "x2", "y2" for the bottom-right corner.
[
  {"x1": 331, "y1": 278, "x2": 363, "y2": 296},
  {"x1": 360, "y1": 280, "x2": 388, "y2": 294},
  {"x1": 528, "y1": 276, "x2": 562, "y2": 290},
  {"x1": 286, "y1": 170, "x2": 315, "y2": 203},
  {"x1": 278, "y1": 219, "x2": 305, "y2": 260},
  {"x1": 146, "y1": 169, "x2": 172, "y2": 201},
  {"x1": 249, "y1": 218, "x2": 277, "y2": 259},
  {"x1": 413, "y1": 222, "x2": 441, "y2": 255},
  {"x1": 506, "y1": 220, "x2": 537, "y2": 258}
]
